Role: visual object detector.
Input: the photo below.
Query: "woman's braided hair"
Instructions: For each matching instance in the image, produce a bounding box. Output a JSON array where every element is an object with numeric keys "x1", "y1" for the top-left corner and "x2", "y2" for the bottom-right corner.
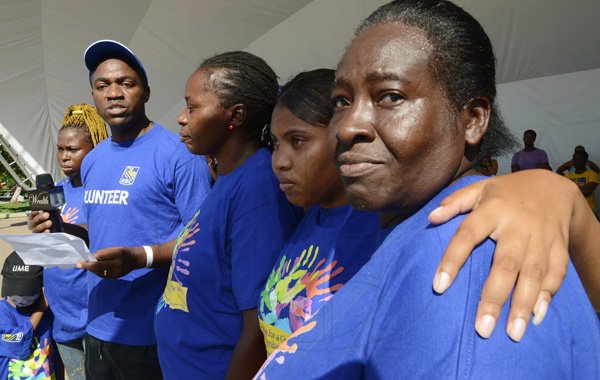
[
  {"x1": 200, "y1": 51, "x2": 279, "y2": 146},
  {"x1": 60, "y1": 103, "x2": 109, "y2": 147}
]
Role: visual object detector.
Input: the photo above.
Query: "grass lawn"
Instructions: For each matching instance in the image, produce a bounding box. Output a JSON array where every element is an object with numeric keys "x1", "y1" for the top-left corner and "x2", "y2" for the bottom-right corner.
[{"x1": 0, "y1": 202, "x2": 29, "y2": 213}]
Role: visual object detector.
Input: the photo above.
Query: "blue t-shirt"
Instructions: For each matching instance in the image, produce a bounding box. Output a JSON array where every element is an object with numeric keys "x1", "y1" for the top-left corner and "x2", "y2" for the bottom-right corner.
[
  {"x1": 81, "y1": 124, "x2": 212, "y2": 346},
  {"x1": 257, "y1": 176, "x2": 600, "y2": 379},
  {"x1": 43, "y1": 177, "x2": 88, "y2": 343},
  {"x1": 0, "y1": 300, "x2": 59, "y2": 379},
  {"x1": 154, "y1": 148, "x2": 303, "y2": 379},
  {"x1": 258, "y1": 205, "x2": 379, "y2": 355}
]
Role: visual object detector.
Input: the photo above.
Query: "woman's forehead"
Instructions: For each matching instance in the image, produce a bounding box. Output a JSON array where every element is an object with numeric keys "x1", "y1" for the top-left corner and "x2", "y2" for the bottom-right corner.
[
  {"x1": 337, "y1": 23, "x2": 432, "y2": 81},
  {"x1": 58, "y1": 128, "x2": 86, "y2": 137}
]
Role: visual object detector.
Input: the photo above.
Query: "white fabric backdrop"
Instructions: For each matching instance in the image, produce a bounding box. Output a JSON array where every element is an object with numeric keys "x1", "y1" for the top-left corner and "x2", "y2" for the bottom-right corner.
[
  {"x1": 0, "y1": 0, "x2": 599, "y2": 187},
  {"x1": 497, "y1": 68, "x2": 600, "y2": 175}
]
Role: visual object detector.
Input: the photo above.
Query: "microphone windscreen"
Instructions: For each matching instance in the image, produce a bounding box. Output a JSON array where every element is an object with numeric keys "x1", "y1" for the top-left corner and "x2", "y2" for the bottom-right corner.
[{"x1": 35, "y1": 174, "x2": 54, "y2": 190}]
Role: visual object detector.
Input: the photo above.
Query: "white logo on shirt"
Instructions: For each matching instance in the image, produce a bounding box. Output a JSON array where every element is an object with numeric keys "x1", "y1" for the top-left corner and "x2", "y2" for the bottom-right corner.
[
  {"x1": 84, "y1": 190, "x2": 129, "y2": 205},
  {"x1": 119, "y1": 166, "x2": 140, "y2": 185},
  {"x1": 2, "y1": 332, "x2": 23, "y2": 343}
]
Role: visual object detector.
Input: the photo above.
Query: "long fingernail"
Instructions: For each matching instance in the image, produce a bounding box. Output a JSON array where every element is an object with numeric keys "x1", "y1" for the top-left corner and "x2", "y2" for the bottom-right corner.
[
  {"x1": 431, "y1": 206, "x2": 444, "y2": 214},
  {"x1": 433, "y1": 271, "x2": 451, "y2": 294},
  {"x1": 532, "y1": 299, "x2": 548, "y2": 326},
  {"x1": 508, "y1": 318, "x2": 527, "y2": 342},
  {"x1": 476, "y1": 314, "x2": 496, "y2": 338}
]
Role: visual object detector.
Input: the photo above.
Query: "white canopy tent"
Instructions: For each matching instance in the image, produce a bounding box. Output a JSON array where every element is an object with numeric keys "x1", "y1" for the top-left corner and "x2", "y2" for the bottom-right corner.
[{"x1": 1, "y1": 0, "x2": 599, "y2": 182}]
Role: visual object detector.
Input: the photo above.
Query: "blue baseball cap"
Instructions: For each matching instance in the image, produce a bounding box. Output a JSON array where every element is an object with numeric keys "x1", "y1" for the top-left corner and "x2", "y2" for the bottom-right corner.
[{"x1": 84, "y1": 39, "x2": 148, "y2": 86}]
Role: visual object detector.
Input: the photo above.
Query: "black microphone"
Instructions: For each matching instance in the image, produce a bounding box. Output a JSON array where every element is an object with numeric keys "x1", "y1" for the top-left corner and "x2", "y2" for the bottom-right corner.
[{"x1": 28, "y1": 174, "x2": 65, "y2": 233}]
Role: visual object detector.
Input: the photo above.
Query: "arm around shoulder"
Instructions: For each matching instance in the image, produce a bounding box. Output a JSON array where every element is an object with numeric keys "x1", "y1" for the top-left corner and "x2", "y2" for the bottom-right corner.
[
  {"x1": 564, "y1": 180, "x2": 600, "y2": 311},
  {"x1": 428, "y1": 170, "x2": 599, "y2": 340}
]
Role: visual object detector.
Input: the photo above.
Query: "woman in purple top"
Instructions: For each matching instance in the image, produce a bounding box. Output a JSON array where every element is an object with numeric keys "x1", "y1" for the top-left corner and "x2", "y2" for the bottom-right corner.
[{"x1": 511, "y1": 129, "x2": 551, "y2": 171}]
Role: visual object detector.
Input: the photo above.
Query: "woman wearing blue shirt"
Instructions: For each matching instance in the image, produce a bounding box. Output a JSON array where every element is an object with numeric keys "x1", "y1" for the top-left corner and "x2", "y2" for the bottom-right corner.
[
  {"x1": 257, "y1": 1, "x2": 600, "y2": 378},
  {"x1": 44, "y1": 103, "x2": 108, "y2": 380}
]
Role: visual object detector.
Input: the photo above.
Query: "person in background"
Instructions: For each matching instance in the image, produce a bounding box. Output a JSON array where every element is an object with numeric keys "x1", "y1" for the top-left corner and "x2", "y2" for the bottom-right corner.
[
  {"x1": 556, "y1": 145, "x2": 599, "y2": 174},
  {"x1": 474, "y1": 154, "x2": 498, "y2": 176},
  {"x1": 563, "y1": 150, "x2": 599, "y2": 216},
  {"x1": 257, "y1": 0, "x2": 599, "y2": 378},
  {"x1": 30, "y1": 40, "x2": 213, "y2": 379},
  {"x1": 511, "y1": 129, "x2": 551, "y2": 172},
  {"x1": 0, "y1": 252, "x2": 59, "y2": 379},
  {"x1": 43, "y1": 103, "x2": 108, "y2": 380}
]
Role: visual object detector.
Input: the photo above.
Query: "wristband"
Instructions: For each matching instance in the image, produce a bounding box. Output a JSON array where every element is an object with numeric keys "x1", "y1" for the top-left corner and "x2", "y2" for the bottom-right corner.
[{"x1": 143, "y1": 245, "x2": 154, "y2": 268}]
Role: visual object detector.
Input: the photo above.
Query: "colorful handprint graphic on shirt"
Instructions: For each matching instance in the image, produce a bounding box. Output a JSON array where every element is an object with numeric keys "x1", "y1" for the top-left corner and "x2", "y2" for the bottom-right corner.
[
  {"x1": 259, "y1": 244, "x2": 345, "y2": 354},
  {"x1": 60, "y1": 206, "x2": 79, "y2": 224},
  {"x1": 158, "y1": 208, "x2": 201, "y2": 314},
  {"x1": 8, "y1": 336, "x2": 55, "y2": 379}
]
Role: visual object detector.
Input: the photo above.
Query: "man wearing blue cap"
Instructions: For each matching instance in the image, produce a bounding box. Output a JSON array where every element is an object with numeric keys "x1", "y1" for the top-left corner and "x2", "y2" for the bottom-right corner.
[{"x1": 31, "y1": 40, "x2": 212, "y2": 379}]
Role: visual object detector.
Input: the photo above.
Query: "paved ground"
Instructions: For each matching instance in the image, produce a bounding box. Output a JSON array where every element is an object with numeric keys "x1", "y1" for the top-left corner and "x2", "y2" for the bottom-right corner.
[{"x1": 0, "y1": 215, "x2": 29, "y2": 288}]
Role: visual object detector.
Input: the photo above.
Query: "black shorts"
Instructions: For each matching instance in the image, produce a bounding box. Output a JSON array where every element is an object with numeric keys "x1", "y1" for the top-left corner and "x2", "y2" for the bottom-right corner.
[{"x1": 85, "y1": 334, "x2": 163, "y2": 380}]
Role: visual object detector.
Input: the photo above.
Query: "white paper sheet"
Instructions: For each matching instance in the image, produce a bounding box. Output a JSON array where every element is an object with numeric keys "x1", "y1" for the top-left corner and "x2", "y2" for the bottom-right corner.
[{"x1": 0, "y1": 233, "x2": 95, "y2": 268}]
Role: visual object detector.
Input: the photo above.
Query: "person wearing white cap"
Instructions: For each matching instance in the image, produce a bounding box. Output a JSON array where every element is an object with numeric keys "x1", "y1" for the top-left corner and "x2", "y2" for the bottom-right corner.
[{"x1": 30, "y1": 39, "x2": 212, "y2": 379}]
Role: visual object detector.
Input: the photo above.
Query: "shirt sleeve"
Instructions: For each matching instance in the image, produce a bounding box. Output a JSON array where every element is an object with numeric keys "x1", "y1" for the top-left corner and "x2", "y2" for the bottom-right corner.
[
  {"x1": 228, "y1": 162, "x2": 301, "y2": 311},
  {"x1": 230, "y1": 201, "x2": 296, "y2": 311},
  {"x1": 589, "y1": 170, "x2": 600, "y2": 184},
  {"x1": 172, "y1": 153, "x2": 213, "y2": 225},
  {"x1": 539, "y1": 150, "x2": 549, "y2": 164},
  {"x1": 0, "y1": 318, "x2": 34, "y2": 360}
]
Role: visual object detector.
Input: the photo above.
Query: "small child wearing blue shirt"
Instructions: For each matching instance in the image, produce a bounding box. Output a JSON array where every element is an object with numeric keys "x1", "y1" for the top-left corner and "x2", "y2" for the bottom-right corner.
[{"x1": 0, "y1": 251, "x2": 59, "y2": 379}]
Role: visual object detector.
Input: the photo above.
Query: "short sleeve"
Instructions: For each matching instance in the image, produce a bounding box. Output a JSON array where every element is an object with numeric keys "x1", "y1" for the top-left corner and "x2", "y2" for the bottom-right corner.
[
  {"x1": 589, "y1": 170, "x2": 600, "y2": 184},
  {"x1": 0, "y1": 313, "x2": 34, "y2": 360},
  {"x1": 172, "y1": 153, "x2": 213, "y2": 225},
  {"x1": 230, "y1": 201, "x2": 296, "y2": 311},
  {"x1": 228, "y1": 159, "x2": 300, "y2": 311}
]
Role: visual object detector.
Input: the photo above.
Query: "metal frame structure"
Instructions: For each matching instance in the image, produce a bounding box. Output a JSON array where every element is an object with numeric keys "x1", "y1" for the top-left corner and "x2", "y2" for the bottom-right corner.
[{"x1": 0, "y1": 133, "x2": 35, "y2": 192}]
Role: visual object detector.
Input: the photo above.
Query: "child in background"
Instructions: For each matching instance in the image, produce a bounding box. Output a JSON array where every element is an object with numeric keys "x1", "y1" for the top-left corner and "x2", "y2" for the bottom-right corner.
[{"x1": 0, "y1": 251, "x2": 59, "y2": 379}]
